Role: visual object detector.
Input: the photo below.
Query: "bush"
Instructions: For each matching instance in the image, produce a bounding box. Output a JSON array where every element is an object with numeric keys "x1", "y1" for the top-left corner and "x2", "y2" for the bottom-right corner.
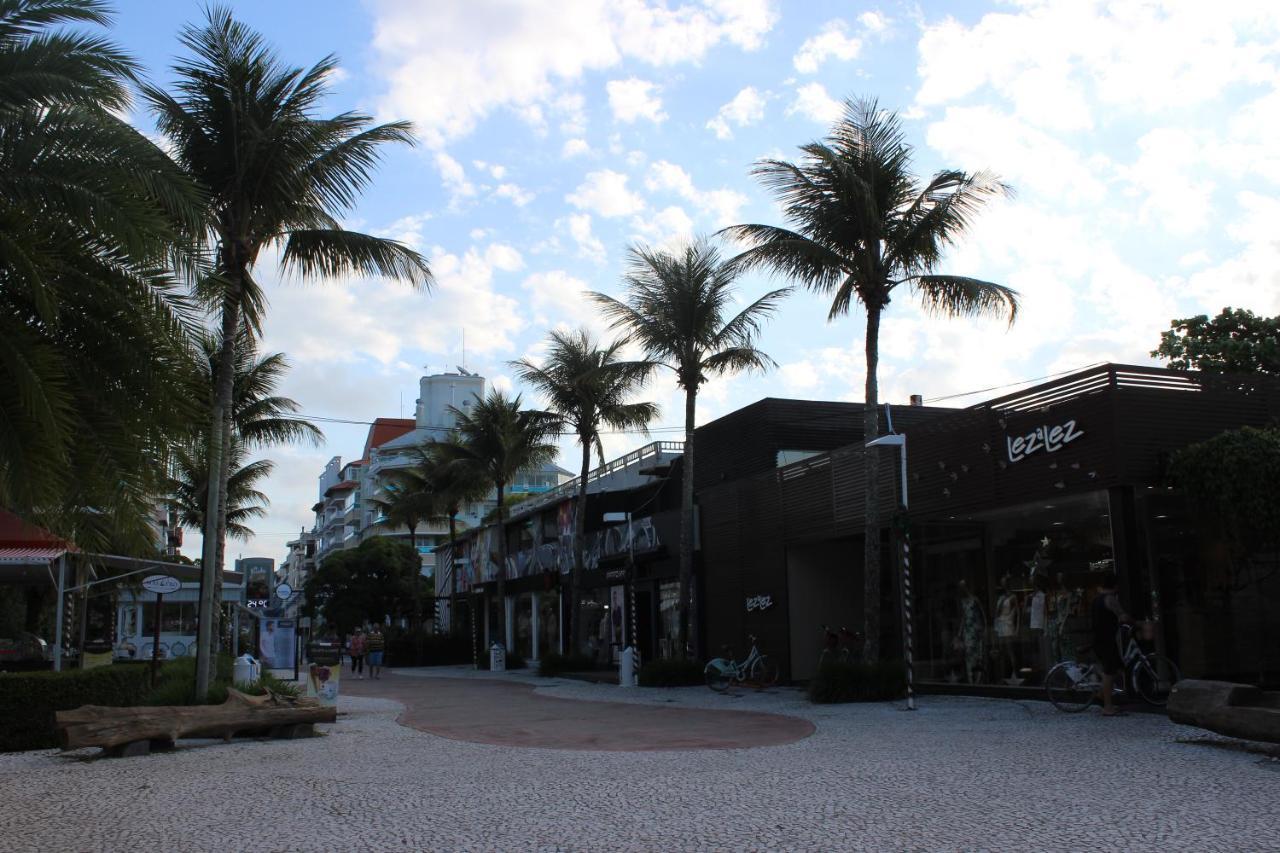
[
  {"x1": 385, "y1": 630, "x2": 471, "y2": 667},
  {"x1": 637, "y1": 657, "x2": 705, "y2": 687},
  {"x1": 807, "y1": 660, "x2": 906, "y2": 704},
  {"x1": 537, "y1": 652, "x2": 599, "y2": 677},
  {"x1": 146, "y1": 654, "x2": 300, "y2": 706},
  {"x1": 0, "y1": 664, "x2": 152, "y2": 752}
]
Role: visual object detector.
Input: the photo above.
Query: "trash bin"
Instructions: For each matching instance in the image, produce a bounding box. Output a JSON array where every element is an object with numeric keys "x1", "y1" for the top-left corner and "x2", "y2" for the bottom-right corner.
[
  {"x1": 489, "y1": 643, "x2": 506, "y2": 672},
  {"x1": 234, "y1": 654, "x2": 259, "y2": 686},
  {"x1": 619, "y1": 646, "x2": 636, "y2": 688}
]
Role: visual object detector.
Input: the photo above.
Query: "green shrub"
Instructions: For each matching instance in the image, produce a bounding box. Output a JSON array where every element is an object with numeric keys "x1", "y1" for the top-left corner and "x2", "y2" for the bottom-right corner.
[
  {"x1": 147, "y1": 654, "x2": 299, "y2": 706},
  {"x1": 807, "y1": 660, "x2": 906, "y2": 704},
  {"x1": 537, "y1": 652, "x2": 599, "y2": 677},
  {"x1": 0, "y1": 664, "x2": 152, "y2": 752},
  {"x1": 385, "y1": 630, "x2": 471, "y2": 667},
  {"x1": 638, "y1": 657, "x2": 705, "y2": 687}
]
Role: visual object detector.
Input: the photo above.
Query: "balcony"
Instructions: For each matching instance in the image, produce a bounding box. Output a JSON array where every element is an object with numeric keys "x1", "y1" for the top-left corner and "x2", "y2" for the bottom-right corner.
[{"x1": 506, "y1": 441, "x2": 684, "y2": 519}]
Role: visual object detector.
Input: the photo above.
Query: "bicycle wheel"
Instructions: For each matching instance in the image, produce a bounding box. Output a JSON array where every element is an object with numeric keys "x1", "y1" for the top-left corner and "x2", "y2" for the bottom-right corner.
[
  {"x1": 750, "y1": 655, "x2": 779, "y2": 687},
  {"x1": 1131, "y1": 653, "x2": 1181, "y2": 706},
  {"x1": 1044, "y1": 661, "x2": 1098, "y2": 712},
  {"x1": 704, "y1": 660, "x2": 732, "y2": 692}
]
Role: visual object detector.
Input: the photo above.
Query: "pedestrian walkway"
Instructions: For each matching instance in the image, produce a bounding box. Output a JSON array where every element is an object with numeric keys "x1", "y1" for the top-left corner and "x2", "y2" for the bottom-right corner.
[{"x1": 342, "y1": 670, "x2": 814, "y2": 750}]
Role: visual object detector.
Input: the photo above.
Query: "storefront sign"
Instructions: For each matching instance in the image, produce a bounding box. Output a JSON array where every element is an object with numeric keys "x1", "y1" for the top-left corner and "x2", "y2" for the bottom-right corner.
[
  {"x1": 1006, "y1": 419, "x2": 1084, "y2": 463},
  {"x1": 745, "y1": 594, "x2": 774, "y2": 612},
  {"x1": 141, "y1": 574, "x2": 181, "y2": 595}
]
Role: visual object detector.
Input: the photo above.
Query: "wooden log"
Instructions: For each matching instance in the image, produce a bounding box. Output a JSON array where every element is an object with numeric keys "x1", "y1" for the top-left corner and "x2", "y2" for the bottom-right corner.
[{"x1": 55, "y1": 689, "x2": 337, "y2": 751}]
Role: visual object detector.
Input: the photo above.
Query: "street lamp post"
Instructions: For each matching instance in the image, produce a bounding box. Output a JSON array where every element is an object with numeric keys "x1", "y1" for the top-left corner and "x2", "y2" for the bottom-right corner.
[{"x1": 865, "y1": 432, "x2": 915, "y2": 711}]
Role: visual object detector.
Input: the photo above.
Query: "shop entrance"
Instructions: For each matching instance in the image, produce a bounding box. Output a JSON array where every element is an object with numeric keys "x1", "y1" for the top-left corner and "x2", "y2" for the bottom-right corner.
[{"x1": 786, "y1": 537, "x2": 860, "y2": 681}]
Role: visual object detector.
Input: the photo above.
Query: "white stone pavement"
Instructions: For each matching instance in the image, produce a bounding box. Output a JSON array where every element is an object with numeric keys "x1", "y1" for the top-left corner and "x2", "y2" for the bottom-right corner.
[{"x1": 2, "y1": 666, "x2": 1278, "y2": 852}]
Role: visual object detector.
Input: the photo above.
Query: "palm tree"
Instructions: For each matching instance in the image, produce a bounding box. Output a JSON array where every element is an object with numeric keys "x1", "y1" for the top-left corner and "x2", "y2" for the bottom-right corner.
[
  {"x1": 591, "y1": 242, "x2": 788, "y2": 658},
  {"x1": 722, "y1": 97, "x2": 1019, "y2": 661},
  {"x1": 511, "y1": 329, "x2": 657, "y2": 654},
  {"x1": 0, "y1": 0, "x2": 202, "y2": 548},
  {"x1": 433, "y1": 390, "x2": 559, "y2": 643},
  {"x1": 144, "y1": 7, "x2": 432, "y2": 694},
  {"x1": 168, "y1": 440, "x2": 271, "y2": 541},
  {"x1": 410, "y1": 441, "x2": 488, "y2": 636},
  {"x1": 367, "y1": 468, "x2": 440, "y2": 634}
]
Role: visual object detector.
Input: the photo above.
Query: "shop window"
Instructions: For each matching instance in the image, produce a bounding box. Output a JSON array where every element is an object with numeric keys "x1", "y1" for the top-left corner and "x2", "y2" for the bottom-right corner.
[
  {"x1": 140, "y1": 602, "x2": 198, "y2": 636},
  {"x1": 916, "y1": 491, "x2": 1115, "y2": 686},
  {"x1": 577, "y1": 588, "x2": 610, "y2": 665},
  {"x1": 539, "y1": 594, "x2": 560, "y2": 656},
  {"x1": 658, "y1": 581, "x2": 680, "y2": 659},
  {"x1": 515, "y1": 594, "x2": 533, "y2": 659}
]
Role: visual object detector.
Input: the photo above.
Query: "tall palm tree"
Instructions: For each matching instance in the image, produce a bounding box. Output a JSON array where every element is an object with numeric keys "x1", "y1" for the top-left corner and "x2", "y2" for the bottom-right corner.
[
  {"x1": 0, "y1": 0, "x2": 202, "y2": 548},
  {"x1": 168, "y1": 440, "x2": 271, "y2": 541},
  {"x1": 409, "y1": 441, "x2": 488, "y2": 636},
  {"x1": 433, "y1": 390, "x2": 559, "y2": 642},
  {"x1": 144, "y1": 7, "x2": 432, "y2": 694},
  {"x1": 722, "y1": 97, "x2": 1019, "y2": 661},
  {"x1": 367, "y1": 468, "x2": 441, "y2": 633},
  {"x1": 511, "y1": 329, "x2": 657, "y2": 654},
  {"x1": 592, "y1": 242, "x2": 788, "y2": 658}
]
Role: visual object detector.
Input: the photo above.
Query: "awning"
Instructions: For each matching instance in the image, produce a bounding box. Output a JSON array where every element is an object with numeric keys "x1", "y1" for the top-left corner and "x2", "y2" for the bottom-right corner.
[{"x1": 0, "y1": 546, "x2": 69, "y2": 564}]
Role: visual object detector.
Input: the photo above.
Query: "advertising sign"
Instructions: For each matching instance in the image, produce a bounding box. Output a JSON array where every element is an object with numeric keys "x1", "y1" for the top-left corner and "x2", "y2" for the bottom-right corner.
[
  {"x1": 258, "y1": 617, "x2": 296, "y2": 669},
  {"x1": 306, "y1": 661, "x2": 340, "y2": 706}
]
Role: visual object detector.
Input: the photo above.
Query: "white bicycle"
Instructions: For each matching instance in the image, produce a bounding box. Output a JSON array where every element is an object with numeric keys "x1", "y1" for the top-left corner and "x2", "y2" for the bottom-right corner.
[
  {"x1": 1044, "y1": 624, "x2": 1181, "y2": 712},
  {"x1": 704, "y1": 634, "x2": 779, "y2": 692}
]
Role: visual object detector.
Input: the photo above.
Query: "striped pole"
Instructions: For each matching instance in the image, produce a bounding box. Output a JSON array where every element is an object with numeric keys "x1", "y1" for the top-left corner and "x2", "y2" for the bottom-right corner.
[
  {"x1": 900, "y1": 519, "x2": 916, "y2": 711},
  {"x1": 628, "y1": 516, "x2": 640, "y2": 676}
]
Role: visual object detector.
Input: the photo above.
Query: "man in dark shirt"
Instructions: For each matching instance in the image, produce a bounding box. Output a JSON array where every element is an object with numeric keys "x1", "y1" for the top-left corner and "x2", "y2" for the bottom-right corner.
[{"x1": 1091, "y1": 571, "x2": 1130, "y2": 716}]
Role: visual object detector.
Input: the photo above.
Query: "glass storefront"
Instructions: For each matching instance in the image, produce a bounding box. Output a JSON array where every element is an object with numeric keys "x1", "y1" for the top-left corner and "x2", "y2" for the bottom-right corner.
[
  {"x1": 657, "y1": 581, "x2": 680, "y2": 659},
  {"x1": 539, "y1": 593, "x2": 560, "y2": 657},
  {"x1": 916, "y1": 491, "x2": 1117, "y2": 685},
  {"x1": 515, "y1": 593, "x2": 533, "y2": 659},
  {"x1": 578, "y1": 588, "x2": 610, "y2": 665}
]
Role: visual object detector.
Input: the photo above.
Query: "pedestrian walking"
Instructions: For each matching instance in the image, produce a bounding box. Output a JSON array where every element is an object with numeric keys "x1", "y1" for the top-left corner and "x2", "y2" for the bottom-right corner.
[
  {"x1": 348, "y1": 627, "x2": 366, "y2": 679},
  {"x1": 367, "y1": 624, "x2": 386, "y2": 679},
  {"x1": 1091, "y1": 571, "x2": 1131, "y2": 717}
]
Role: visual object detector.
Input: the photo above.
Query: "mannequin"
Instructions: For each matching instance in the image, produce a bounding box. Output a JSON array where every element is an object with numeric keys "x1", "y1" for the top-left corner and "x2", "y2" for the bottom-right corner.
[
  {"x1": 993, "y1": 578, "x2": 1020, "y2": 680},
  {"x1": 1028, "y1": 575, "x2": 1048, "y2": 672},
  {"x1": 956, "y1": 580, "x2": 986, "y2": 684}
]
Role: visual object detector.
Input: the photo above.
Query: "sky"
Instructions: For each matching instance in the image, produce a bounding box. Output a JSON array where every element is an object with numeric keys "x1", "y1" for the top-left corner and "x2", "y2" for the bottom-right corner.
[{"x1": 107, "y1": 0, "x2": 1280, "y2": 563}]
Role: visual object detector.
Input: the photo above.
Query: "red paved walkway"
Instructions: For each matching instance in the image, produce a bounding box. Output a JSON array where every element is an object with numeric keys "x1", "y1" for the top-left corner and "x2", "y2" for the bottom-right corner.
[{"x1": 342, "y1": 674, "x2": 814, "y2": 751}]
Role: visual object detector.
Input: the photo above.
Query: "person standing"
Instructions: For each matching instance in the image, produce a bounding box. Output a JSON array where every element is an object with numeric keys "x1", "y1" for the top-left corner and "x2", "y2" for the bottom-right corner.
[
  {"x1": 348, "y1": 627, "x2": 366, "y2": 680},
  {"x1": 366, "y1": 625, "x2": 386, "y2": 680},
  {"x1": 1091, "y1": 571, "x2": 1131, "y2": 717}
]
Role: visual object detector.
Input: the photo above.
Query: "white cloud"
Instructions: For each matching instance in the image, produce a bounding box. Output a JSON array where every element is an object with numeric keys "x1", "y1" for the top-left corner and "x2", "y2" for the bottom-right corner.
[
  {"x1": 562, "y1": 213, "x2": 606, "y2": 263},
  {"x1": 493, "y1": 183, "x2": 536, "y2": 206},
  {"x1": 483, "y1": 243, "x2": 525, "y2": 272},
  {"x1": 630, "y1": 204, "x2": 695, "y2": 249},
  {"x1": 434, "y1": 151, "x2": 476, "y2": 204},
  {"x1": 370, "y1": 0, "x2": 778, "y2": 147},
  {"x1": 566, "y1": 169, "x2": 645, "y2": 217},
  {"x1": 787, "y1": 82, "x2": 842, "y2": 123},
  {"x1": 645, "y1": 160, "x2": 748, "y2": 227},
  {"x1": 562, "y1": 138, "x2": 593, "y2": 158},
  {"x1": 379, "y1": 212, "x2": 434, "y2": 251},
  {"x1": 521, "y1": 269, "x2": 606, "y2": 333},
  {"x1": 858, "y1": 10, "x2": 888, "y2": 34},
  {"x1": 793, "y1": 20, "x2": 862, "y2": 73},
  {"x1": 706, "y1": 86, "x2": 766, "y2": 139},
  {"x1": 606, "y1": 77, "x2": 667, "y2": 123}
]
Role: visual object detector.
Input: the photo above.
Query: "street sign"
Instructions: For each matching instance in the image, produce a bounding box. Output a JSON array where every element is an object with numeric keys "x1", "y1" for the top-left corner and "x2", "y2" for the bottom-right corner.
[
  {"x1": 141, "y1": 574, "x2": 181, "y2": 595},
  {"x1": 275, "y1": 582, "x2": 293, "y2": 600}
]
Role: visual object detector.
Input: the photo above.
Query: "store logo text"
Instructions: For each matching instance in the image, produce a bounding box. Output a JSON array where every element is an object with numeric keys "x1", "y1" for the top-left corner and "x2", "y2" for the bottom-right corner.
[{"x1": 1006, "y1": 419, "x2": 1084, "y2": 463}]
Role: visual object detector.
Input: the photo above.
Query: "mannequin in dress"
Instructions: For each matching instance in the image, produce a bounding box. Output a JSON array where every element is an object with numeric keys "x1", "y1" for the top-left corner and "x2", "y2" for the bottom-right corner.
[
  {"x1": 993, "y1": 578, "x2": 1020, "y2": 680},
  {"x1": 957, "y1": 580, "x2": 986, "y2": 684}
]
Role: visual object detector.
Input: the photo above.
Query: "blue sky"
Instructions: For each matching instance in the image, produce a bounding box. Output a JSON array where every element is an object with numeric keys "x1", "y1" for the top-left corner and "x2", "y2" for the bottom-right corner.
[{"x1": 109, "y1": 1, "x2": 1280, "y2": 560}]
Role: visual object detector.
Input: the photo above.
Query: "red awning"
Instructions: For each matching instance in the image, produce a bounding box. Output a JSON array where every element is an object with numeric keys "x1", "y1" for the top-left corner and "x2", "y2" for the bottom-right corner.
[{"x1": 0, "y1": 546, "x2": 68, "y2": 564}]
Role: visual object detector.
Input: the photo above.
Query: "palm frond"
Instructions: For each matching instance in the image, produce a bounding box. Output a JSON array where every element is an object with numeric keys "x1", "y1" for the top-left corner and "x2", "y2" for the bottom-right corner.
[
  {"x1": 910, "y1": 275, "x2": 1020, "y2": 326},
  {"x1": 281, "y1": 228, "x2": 432, "y2": 287}
]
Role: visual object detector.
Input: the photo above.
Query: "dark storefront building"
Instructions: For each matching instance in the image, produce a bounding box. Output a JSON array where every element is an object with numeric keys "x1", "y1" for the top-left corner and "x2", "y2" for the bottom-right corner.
[{"x1": 701, "y1": 364, "x2": 1280, "y2": 688}]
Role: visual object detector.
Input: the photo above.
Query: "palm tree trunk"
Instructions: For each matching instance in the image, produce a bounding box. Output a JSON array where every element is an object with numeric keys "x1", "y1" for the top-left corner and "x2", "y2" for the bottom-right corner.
[
  {"x1": 448, "y1": 511, "x2": 460, "y2": 636},
  {"x1": 196, "y1": 290, "x2": 241, "y2": 698},
  {"x1": 863, "y1": 303, "x2": 882, "y2": 663},
  {"x1": 212, "y1": 413, "x2": 233, "y2": 654},
  {"x1": 677, "y1": 387, "x2": 697, "y2": 660},
  {"x1": 494, "y1": 481, "x2": 506, "y2": 646},
  {"x1": 570, "y1": 439, "x2": 591, "y2": 655}
]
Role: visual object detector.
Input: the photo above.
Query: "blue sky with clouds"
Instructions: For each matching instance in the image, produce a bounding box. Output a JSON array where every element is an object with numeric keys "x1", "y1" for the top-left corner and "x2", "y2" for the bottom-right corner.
[{"x1": 110, "y1": 1, "x2": 1280, "y2": 560}]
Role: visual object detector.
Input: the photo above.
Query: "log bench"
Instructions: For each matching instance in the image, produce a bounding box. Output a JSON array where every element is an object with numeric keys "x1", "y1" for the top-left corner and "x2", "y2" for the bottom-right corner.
[
  {"x1": 55, "y1": 689, "x2": 337, "y2": 756},
  {"x1": 1167, "y1": 679, "x2": 1280, "y2": 744}
]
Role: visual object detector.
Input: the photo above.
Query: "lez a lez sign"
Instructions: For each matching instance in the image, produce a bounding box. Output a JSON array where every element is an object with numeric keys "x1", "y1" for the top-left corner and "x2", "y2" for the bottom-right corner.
[{"x1": 1006, "y1": 419, "x2": 1084, "y2": 463}]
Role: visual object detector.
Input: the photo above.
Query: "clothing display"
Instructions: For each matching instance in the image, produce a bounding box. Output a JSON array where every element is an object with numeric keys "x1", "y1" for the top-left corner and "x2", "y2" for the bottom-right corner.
[{"x1": 959, "y1": 592, "x2": 986, "y2": 684}]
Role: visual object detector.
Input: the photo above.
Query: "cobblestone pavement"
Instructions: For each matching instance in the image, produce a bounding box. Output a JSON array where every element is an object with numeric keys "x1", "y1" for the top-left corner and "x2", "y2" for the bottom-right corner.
[{"x1": 2, "y1": 667, "x2": 1278, "y2": 852}]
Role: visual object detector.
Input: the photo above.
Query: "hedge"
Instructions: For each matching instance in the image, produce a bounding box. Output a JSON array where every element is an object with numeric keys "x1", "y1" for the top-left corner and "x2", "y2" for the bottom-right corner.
[
  {"x1": 384, "y1": 630, "x2": 472, "y2": 667},
  {"x1": 0, "y1": 664, "x2": 152, "y2": 752},
  {"x1": 637, "y1": 657, "x2": 705, "y2": 687},
  {"x1": 808, "y1": 660, "x2": 906, "y2": 704},
  {"x1": 536, "y1": 652, "x2": 599, "y2": 677}
]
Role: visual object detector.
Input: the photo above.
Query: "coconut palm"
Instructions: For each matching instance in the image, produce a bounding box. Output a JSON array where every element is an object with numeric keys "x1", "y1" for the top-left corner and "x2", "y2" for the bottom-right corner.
[
  {"x1": 367, "y1": 468, "x2": 441, "y2": 633},
  {"x1": 511, "y1": 329, "x2": 657, "y2": 654},
  {"x1": 722, "y1": 97, "x2": 1018, "y2": 661},
  {"x1": 168, "y1": 440, "x2": 270, "y2": 541},
  {"x1": 591, "y1": 242, "x2": 788, "y2": 658},
  {"x1": 0, "y1": 0, "x2": 202, "y2": 547},
  {"x1": 144, "y1": 7, "x2": 431, "y2": 693},
  {"x1": 433, "y1": 391, "x2": 559, "y2": 637}
]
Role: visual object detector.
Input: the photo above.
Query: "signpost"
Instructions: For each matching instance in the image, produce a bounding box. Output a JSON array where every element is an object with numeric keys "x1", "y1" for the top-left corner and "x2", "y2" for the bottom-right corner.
[
  {"x1": 141, "y1": 575, "x2": 180, "y2": 686},
  {"x1": 275, "y1": 582, "x2": 293, "y2": 601}
]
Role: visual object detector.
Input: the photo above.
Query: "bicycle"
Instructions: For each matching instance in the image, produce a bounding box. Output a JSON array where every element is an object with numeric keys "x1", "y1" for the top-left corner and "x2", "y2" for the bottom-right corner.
[
  {"x1": 1044, "y1": 624, "x2": 1181, "y2": 712},
  {"x1": 818, "y1": 624, "x2": 863, "y2": 668},
  {"x1": 705, "y1": 634, "x2": 779, "y2": 691}
]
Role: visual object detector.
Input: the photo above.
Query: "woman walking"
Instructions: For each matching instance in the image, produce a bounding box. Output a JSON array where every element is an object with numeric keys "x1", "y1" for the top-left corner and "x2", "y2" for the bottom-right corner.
[{"x1": 348, "y1": 627, "x2": 367, "y2": 680}]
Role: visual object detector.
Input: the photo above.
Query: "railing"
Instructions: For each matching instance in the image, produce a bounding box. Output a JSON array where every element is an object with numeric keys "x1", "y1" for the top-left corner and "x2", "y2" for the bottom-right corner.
[
  {"x1": 505, "y1": 441, "x2": 684, "y2": 518},
  {"x1": 971, "y1": 363, "x2": 1201, "y2": 413}
]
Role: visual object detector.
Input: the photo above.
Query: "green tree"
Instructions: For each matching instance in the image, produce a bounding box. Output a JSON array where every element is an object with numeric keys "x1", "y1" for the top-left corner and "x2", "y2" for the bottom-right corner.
[
  {"x1": 367, "y1": 468, "x2": 441, "y2": 634},
  {"x1": 433, "y1": 390, "x2": 559, "y2": 626},
  {"x1": 0, "y1": 0, "x2": 202, "y2": 549},
  {"x1": 144, "y1": 7, "x2": 431, "y2": 695},
  {"x1": 592, "y1": 242, "x2": 787, "y2": 658},
  {"x1": 302, "y1": 537, "x2": 418, "y2": 638},
  {"x1": 168, "y1": 440, "x2": 270, "y2": 540},
  {"x1": 511, "y1": 329, "x2": 657, "y2": 654},
  {"x1": 1152, "y1": 308, "x2": 1280, "y2": 376},
  {"x1": 723, "y1": 98, "x2": 1017, "y2": 661}
]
